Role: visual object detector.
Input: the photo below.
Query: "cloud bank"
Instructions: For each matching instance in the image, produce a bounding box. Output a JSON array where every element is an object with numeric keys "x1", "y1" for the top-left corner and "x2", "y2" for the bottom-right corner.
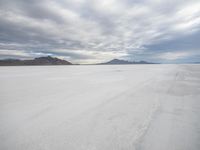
[{"x1": 0, "y1": 0, "x2": 200, "y2": 63}]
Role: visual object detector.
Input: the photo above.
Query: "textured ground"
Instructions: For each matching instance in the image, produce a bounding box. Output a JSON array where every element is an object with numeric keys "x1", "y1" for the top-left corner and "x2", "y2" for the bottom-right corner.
[{"x1": 0, "y1": 65, "x2": 200, "y2": 150}]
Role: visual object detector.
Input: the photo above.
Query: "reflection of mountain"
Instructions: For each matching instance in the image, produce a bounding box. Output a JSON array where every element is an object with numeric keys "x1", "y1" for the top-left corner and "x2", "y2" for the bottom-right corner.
[
  {"x1": 100, "y1": 59, "x2": 157, "y2": 64},
  {"x1": 0, "y1": 56, "x2": 72, "y2": 66}
]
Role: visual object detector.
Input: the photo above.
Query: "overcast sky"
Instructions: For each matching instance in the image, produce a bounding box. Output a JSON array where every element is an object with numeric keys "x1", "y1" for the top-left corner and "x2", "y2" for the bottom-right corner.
[{"x1": 0, "y1": 0, "x2": 200, "y2": 63}]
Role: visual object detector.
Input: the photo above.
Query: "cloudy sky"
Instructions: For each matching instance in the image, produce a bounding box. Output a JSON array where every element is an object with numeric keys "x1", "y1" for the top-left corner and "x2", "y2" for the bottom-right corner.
[{"x1": 0, "y1": 0, "x2": 200, "y2": 64}]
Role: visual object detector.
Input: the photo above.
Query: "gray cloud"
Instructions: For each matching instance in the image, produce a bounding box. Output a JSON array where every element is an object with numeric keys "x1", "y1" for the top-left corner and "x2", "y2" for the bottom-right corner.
[{"x1": 0, "y1": 0, "x2": 200, "y2": 63}]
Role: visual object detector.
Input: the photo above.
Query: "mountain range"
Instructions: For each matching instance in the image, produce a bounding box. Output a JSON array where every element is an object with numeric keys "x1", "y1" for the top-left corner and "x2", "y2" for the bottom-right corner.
[
  {"x1": 99, "y1": 59, "x2": 157, "y2": 65},
  {"x1": 0, "y1": 57, "x2": 158, "y2": 66},
  {"x1": 0, "y1": 56, "x2": 72, "y2": 66}
]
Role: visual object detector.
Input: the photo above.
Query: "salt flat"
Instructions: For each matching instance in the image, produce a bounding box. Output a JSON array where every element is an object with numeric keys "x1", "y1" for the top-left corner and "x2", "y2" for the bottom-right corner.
[{"x1": 0, "y1": 65, "x2": 200, "y2": 150}]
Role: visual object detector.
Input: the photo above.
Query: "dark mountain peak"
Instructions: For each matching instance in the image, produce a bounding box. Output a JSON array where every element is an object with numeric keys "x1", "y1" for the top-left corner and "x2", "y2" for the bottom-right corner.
[
  {"x1": 34, "y1": 56, "x2": 57, "y2": 61},
  {"x1": 31, "y1": 56, "x2": 72, "y2": 65},
  {"x1": 0, "y1": 56, "x2": 72, "y2": 66}
]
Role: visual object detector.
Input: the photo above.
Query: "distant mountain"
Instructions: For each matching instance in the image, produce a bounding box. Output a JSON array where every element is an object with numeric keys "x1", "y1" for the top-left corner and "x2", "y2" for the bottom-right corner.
[
  {"x1": 101, "y1": 59, "x2": 133, "y2": 64},
  {"x1": 0, "y1": 56, "x2": 72, "y2": 66},
  {"x1": 99, "y1": 59, "x2": 157, "y2": 65}
]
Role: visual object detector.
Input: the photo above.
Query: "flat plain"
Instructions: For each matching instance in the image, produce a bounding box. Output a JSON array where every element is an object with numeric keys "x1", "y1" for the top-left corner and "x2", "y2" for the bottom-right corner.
[{"x1": 0, "y1": 65, "x2": 200, "y2": 150}]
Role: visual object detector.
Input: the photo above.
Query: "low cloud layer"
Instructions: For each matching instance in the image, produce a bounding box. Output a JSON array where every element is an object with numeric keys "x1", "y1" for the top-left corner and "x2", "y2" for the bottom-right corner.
[{"x1": 0, "y1": 0, "x2": 200, "y2": 63}]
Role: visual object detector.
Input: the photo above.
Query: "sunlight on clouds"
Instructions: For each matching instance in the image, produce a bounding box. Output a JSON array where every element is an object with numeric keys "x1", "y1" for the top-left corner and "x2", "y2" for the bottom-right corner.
[
  {"x1": 157, "y1": 52, "x2": 193, "y2": 60},
  {"x1": 50, "y1": 49, "x2": 128, "y2": 64},
  {"x1": 0, "y1": 49, "x2": 29, "y2": 57}
]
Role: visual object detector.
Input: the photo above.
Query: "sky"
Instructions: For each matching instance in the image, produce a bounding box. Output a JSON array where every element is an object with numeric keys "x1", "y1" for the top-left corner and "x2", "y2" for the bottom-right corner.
[{"x1": 0, "y1": 0, "x2": 200, "y2": 64}]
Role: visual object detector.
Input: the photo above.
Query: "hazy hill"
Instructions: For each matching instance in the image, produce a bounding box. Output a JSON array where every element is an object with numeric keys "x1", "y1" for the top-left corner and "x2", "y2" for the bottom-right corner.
[{"x1": 99, "y1": 59, "x2": 157, "y2": 65}]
